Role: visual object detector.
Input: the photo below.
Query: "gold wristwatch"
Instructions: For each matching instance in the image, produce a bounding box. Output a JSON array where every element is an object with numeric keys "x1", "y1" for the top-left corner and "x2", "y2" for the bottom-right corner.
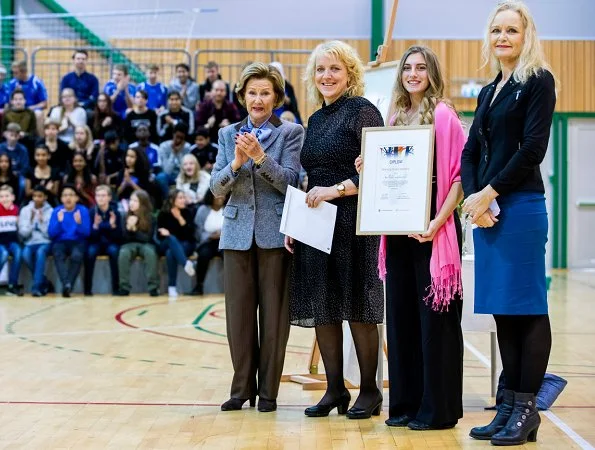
[{"x1": 335, "y1": 183, "x2": 346, "y2": 197}]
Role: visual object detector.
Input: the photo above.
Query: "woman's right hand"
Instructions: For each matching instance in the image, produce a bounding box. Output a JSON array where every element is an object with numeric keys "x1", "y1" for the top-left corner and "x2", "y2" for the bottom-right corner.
[
  {"x1": 102, "y1": 116, "x2": 112, "y2": 127},
  {"x1": 231, "y1": 141, "x2": 249, "y2": 172},
  {"x1": 284, "y1": 235, "x2": 295, "y2": 254},
  {"x1": 354, "y1": 155, "x2": 363, "y2": 174},
  {"x1": 474, "y1": 209, "x2": 499, "y2": 228}
]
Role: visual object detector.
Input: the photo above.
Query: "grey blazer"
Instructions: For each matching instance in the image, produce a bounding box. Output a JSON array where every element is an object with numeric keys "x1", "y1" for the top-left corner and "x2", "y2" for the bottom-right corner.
[{"x1": 210, "y1": 114, "x2": 304, "y2": 250}]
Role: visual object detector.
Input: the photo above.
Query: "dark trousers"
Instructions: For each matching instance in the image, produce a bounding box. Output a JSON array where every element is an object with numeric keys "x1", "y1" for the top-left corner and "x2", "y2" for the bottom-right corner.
[
  {"x1": 195, "y1": 239, "x2": 222, "y2": 286},
  {"x1": 385, "y1": 234, "x2": 464, "y2": 426},
  {"x1": 52, "y1": 241, "x2": 86, "y2": 289},
  {"x1": 223, "y1": 243, "x2": 290, "y2": 401},
  {"x1": 84, "y1": 242, "x2": 120, "y2": 293}
]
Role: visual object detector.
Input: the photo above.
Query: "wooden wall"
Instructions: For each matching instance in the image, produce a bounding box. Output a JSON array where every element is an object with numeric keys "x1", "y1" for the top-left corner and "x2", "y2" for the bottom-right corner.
[{"x1": 14, "y1": 38, "x2": 595, "y2": 120}]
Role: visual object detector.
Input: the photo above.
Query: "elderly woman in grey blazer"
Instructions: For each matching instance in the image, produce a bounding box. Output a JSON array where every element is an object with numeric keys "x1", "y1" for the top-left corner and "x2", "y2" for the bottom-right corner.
[{"x1": 210, "y1": 62, "x2": 304, "y2": 413}]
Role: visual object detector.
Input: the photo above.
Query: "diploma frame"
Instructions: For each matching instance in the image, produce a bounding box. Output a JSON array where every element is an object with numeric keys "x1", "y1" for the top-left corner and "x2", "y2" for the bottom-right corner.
[{"x1": 356, "y1": 125, "x2": 435, "y2": 235}]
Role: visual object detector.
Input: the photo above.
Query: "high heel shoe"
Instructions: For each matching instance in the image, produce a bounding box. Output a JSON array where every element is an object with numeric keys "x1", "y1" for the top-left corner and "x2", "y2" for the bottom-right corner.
[
  {"x1": 470, "y1": 389, "x2": 514, "y2": 440},
  {"x1": 491, "y1": 392, "x2": 541, "y2": 446},
  {"x1": 220, "y1": 397, "x2": 256, "y2": 411},
  {"x1": 305, "y1": 390, "x2": 351, "y2": 417},
  {"x1": 346, "y1": 391, "x2": 383, "y2": 420}
]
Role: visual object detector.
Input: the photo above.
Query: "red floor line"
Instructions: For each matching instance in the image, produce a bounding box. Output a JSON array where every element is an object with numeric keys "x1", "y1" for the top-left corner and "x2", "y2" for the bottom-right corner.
[{"x1": 114, "y1": 303, "x2": 309, "y2": 355}]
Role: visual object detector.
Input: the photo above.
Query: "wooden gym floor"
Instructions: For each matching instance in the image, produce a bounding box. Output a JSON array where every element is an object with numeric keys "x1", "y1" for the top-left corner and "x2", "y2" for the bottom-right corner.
[{"x1": 0, "y1": 270, "x2": 593, "y2": 449}]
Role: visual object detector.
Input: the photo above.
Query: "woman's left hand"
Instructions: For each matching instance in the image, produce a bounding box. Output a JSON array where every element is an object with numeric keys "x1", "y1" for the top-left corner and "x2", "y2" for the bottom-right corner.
[
  {"x1": 235, "y1": 132, "x2": 264, "y2": 160},
  {"x1": 409, "y1": 218, "x2": 443, "y2": 243},
  {"x1": 305, "y1": 186, "x2": 338, "y2": 208},
  {"x1": 462, "y1": 186, "x2": 498, "y2": 223}
]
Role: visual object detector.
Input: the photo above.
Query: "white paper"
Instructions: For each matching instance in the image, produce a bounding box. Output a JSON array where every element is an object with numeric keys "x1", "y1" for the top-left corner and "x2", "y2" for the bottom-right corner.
[
  {"x1": 280, "y1": 186, "x2": 337, "y2": 254},
  {"x1": 471, "y1": 199, "x2": 500, "y2": 229}
]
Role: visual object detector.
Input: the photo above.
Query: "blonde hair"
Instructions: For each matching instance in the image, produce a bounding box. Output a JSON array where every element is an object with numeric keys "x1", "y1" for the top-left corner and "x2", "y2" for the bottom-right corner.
[
  {"x1": 304, "y1": 40, "x2": 365, "y2": 105},
  {"x1": 391, "y1": 46, "x2": 453, "y2": 126},
  {"x1": 235, "y1": 62, "x2": 285, "y2": 109},
  {"x1": 69, "y1": 125, "x2": 94, "y2": 153},
  {"x1": 177, "y1": 153, "x2": 201, "y2": 185},
  {"x1": 95, "y1": 184, "x2": 112, "y2": 196},
  {"x1": 482, "y1": 0, "x2": 553, "y2": 84}
]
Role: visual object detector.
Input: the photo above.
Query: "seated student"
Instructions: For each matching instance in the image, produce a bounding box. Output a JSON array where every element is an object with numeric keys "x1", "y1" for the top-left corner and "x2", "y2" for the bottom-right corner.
[
  {"x1": 18, "y1": 185, "x2": 53, "y2": 296},
  {"x1": 1, "y1": 89, "x2": 37, "y2": 140},
  {"x1": 155, "y1": 123, "x2": 190, "y2": 199},
  {"x1": 128, "y1": 124, "x2": 160, "y2": 171},
  {"x1": 136, "y1": 64, "x2": 168, "y2": 112},
  {"x1": 190, "y1": 126, "x2": 218, "y2": 172},
  {"x1": 0, "y1": 122, "x2": 30, "y2": 176},
  {"x1": 0, "y1": 185, "x2": 23, "y2": 296},
  {"x1": 156, "y1": 91, "x2": 194, "y2": 143},
  {"x1": 157, "y1": 189, "x2": 196, "y2": 298},
  {"x1": 168, "y1": 63, "x2": 199, "y2": 111},
  {"x1": 84, "y1": 185, "x2": 121, "y2": 296},
  {"x1": 103, "y1": 64, "x2": 135, "y2": 119},
  {"x1": 117, "y1": 189, "x2": 159, "y2": 297},
  {"x1": 94, "y1": 130, "x2": 125, "y2": 186},
  {"x1": 69, "y1": 125, "x2": 95, "y2": 163},
  {"x1": 192, "y1": 190, "x2": 225, "y2": 295},
  {"x1": 123, "y1": 90, "x2": 158, "y2": 144},
  {"x1": 59, "y1": 49, "x2": 99, "y2": 111},
  {"x1": 38, "y1": 118, "x2": 70, "y2": 176},
  {"x1": 195, "y1": 80, "x2": 240, "y2": 143},
  {"x1": 115, "y1": 147, "x2": 152, "y2": 205},
  {"x1": 48, "y1": 184, "x2": 91, "y2": 297},
  {"x1": 89, "y1": 93, "x2": 121, "y2": 141},
  {"x1": 63, "y1": 152, "x2": 98, "y2": 208},
  {"x1": 24, "y1": 144, "x2": 60, "y2": 205},
  {"x1": 48, "y1": 88, "x2": 87, "y2": 144},
  {"x1": 0, "y1": 154, "x2": 20, "y2": 200},
  {"x1": 176, "y1": 153, "x2": 210, "y2": 209},
  {"x1": 7, "y1": 60, "x2": 48, "y2": 137}
]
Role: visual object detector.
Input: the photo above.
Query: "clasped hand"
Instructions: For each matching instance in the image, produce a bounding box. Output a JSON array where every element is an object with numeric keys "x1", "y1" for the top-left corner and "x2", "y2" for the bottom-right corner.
[
  {"x1": 232, "y1": 132, "x2": 264, "y2": 170},
  {"x1": 462, "y1": 186, "x2": 498, "y2": 225}
]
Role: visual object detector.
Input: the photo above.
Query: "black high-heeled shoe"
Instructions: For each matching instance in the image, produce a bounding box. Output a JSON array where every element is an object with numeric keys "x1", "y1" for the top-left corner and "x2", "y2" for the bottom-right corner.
[
  {"x1": 305, "y1": 390, "x2": 351, "y2": 417},
  {"x1": 220, "y1": 397, "x2": 256, "y2": 411},
  {"x1": 346, "y1": 391, "x2": 383, "y2": 420},
  {"x1": 257, "y1": 398, "x2": 277, "y2": 412},
  {"x1": 385, "y1": 414, "x2": 412, "y2": 427}
]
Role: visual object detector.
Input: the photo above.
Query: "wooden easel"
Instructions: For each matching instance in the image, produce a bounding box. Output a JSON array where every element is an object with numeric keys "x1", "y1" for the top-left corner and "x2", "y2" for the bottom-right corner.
[{"x1": 283, "y1": 0, "x2": 400, "y2": 392}]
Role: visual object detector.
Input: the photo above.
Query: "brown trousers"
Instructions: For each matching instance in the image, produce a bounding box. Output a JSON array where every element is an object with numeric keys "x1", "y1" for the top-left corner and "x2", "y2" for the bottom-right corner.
[{"x1": 223, "y1": 244, "x2": 290, "y2": 401}]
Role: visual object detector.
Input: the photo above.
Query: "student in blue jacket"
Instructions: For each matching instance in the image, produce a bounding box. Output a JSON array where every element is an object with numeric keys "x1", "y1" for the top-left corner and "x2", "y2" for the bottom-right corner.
[{"x1": 48, "y1": 184, "x2": 91, "y2": 297}]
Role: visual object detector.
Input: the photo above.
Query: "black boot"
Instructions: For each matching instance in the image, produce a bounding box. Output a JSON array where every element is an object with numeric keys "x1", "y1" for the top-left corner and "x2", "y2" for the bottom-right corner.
[
  {"x1": 470, "y1": 389, "x2": 514, "y2": 440},
  {"x1": 491, "y1": 392, "x2": 540, "y2": 446}
]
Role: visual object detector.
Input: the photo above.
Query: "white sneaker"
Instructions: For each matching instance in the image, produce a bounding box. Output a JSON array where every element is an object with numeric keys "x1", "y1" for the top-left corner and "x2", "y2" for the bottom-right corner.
[
  {"x1": 168, "y1": 287, "x2": 178, "y2": 298},
  {"x1": 184, "y1": 260, "x2": 196, "y2": 277}
]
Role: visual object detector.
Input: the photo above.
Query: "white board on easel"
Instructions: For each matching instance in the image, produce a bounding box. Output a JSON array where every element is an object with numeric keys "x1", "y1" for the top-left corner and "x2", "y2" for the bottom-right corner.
[{"x1": 363, "y1": 61, "x2": 400, "y2": 125}]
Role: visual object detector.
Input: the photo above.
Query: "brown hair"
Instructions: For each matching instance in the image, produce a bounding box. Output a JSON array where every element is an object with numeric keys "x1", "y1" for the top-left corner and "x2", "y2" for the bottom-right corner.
[
  {"x1": 128, "y1": 190, "x2": 153, "y2": 233},
  {"x1": 235, "y1": 62, "x2": 285, "y2": 109}
]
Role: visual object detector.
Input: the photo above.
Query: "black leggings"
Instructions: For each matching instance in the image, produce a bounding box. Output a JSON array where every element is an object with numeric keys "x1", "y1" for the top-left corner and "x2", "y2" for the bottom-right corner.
[{"x1": 494, "y1": 314, "x2": 552, "y2": 395}]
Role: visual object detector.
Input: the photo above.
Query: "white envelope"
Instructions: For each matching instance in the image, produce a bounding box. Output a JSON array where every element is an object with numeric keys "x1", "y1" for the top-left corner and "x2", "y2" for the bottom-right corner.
[{"x1": 280, "y1": 186, "x2": 338, "y2": 254}]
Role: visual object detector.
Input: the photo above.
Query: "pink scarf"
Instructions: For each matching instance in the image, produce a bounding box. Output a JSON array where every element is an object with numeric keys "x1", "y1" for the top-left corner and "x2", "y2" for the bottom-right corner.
[{"x1": 378, "y1": 102, "x2": 465, "y2": 311}]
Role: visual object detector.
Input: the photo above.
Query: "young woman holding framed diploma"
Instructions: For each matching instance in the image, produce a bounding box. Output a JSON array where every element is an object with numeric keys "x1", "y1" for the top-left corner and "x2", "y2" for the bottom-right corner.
[{"x1": 356, "y1": 45, "x2": 466, "y2": 431}]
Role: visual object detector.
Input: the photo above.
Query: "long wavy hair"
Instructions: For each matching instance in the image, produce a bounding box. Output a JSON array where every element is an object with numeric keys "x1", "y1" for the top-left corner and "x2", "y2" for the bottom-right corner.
[
  {"x1": 304, "y1": 40, "x2": 365, "y2": 105},
  {"x1": 391, "y1": 45, "x2": 453, "y2": 126},
  {"x1": 128, "y1": 189, "x2": 153, "y2": 234},
  {"x1": 481, "y1": 0, "x2": 553, "y2": 84}
]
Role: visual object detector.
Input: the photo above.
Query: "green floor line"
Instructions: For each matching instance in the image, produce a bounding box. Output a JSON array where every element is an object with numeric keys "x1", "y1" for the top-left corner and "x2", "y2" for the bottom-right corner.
[{"x1": 192, "y1": 302, "x2": 226, "y2": 338}]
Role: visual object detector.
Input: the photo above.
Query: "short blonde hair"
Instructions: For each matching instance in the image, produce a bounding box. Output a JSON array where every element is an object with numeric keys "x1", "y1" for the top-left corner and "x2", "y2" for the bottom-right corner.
[
  {"x1": 95, "y1": 184, "x2": 112, "y2": 196},
  {"x1": 304, "y1": 40, "x2": 365, "y2": 105},
  {"x1": 235, "y1": 62, "x2": 285, "y2": 109},
  {"x1": 482, "y1": 0, "x2": 553, "y2": 84}
]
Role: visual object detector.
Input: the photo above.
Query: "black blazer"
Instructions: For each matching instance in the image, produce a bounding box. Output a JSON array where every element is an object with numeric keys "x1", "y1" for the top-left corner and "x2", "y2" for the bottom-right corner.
[{"x1": 460, "y1": 69, "x2": 556, "y2": 198}]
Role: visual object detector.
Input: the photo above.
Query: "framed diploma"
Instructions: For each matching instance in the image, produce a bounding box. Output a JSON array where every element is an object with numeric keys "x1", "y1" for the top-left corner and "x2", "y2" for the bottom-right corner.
[{"x1": 356, "y1": 125, "x2": 435, "y2": 235}]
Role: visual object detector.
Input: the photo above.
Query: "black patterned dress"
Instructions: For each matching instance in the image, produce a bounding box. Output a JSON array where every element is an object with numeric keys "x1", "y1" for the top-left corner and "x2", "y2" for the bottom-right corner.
[{"x1": 289, "y1": 95, "x2": 384, "y2": 327}]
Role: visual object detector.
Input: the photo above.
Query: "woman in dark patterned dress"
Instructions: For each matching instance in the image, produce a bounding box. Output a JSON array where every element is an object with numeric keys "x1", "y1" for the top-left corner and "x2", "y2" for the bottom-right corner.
[{"x1": 285, "y1": 40, "x2": 385, "y2": 420}]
